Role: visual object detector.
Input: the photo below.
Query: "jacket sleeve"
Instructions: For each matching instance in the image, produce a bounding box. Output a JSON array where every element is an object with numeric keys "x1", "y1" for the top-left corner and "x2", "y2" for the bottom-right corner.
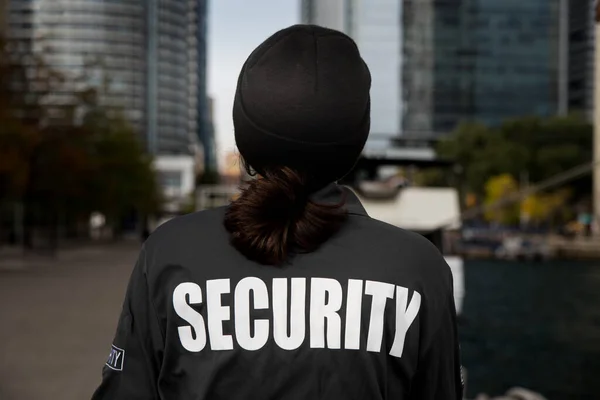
[
  {"x1": 410, "y1": 286, "x2": 464, "y2": 400},
  {"x1": 91, "y1": 245, "x2": 164, "y2": 400}
]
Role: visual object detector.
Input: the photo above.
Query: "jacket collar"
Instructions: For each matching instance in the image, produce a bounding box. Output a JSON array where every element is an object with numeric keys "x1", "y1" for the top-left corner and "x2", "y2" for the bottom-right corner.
[{"x1": 310, "y1": 183, "x2": 368, "y2": 217}]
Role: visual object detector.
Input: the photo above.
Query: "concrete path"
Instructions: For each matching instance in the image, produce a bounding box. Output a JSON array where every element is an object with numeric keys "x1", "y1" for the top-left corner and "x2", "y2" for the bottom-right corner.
[{"x1": 0, "y1": 242, "x2": 141, "y2": 400}]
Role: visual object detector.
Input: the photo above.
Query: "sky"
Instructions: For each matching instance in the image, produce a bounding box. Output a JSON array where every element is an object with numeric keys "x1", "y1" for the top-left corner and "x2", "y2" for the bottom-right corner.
[{"x1": 207, "y1": 0, "x2": 300, "y2": 172}]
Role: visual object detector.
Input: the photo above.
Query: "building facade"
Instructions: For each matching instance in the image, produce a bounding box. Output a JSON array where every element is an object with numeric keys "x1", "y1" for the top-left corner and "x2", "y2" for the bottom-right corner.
[
  {"x1": 5, "y1": 0, "x2": 214, "y2": 154},
  {"x1": 302, "y1": 0, "x2": 595, "y2": 138},
  {"x1": 408, "y1": 0, "x2": 563, "y2": 132},
  {"x1": 6, "y1": 0, "x2": 216, "y2": 212},
  {"x1": 195, "y1": 0, "x2": 218, "y2": 174},
  {"x1": 148, "y1": 0, "x2": 193, "y2": 155},
  {"x1": 7, "y1": 0, "x2": 148, "y2": 131}
]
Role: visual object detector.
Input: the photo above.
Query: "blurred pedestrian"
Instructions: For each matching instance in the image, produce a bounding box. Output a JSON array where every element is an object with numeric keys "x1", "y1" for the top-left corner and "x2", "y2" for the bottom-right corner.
[{"x1": 92, "y1": 25, "x2": 462, "y2": 400}]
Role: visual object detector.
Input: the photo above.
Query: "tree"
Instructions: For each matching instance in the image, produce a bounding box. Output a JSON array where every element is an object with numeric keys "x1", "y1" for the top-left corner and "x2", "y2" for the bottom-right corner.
[
  {"x1": 0, "y1": 117, "x2": 39, "y2": 201},
  {"x1": 0, "y1": 35, "x2": 64, "y2": 246},
  {"x1": 498, "y1": 114, "x2": 592, "y2": 184},
  {"x1": 0, "y1": 37, "x2": 162, "y2": 244},
  {"x1": 483, "y1": 174, "x2": 520, "y2": 225},
  {"x1": 436, "y1": 115, "x2": 592, "y2": 205},
  {"x1": 436, "y1": 122, "x2": 528, "y2": 196},
  {"x1": 0, "y1": 37, "x2": 36, "y2": 202},
  {"x1": 84, "y1": 109, "x2": 162, "y2": 229},
  {"x1": 0, "y1": 36, "x2": 64, "y2": 127},
  {"x1": 413, "y1": 168, "x2": 448, "y2": 188},
  {"x1": 521, "y1": 189, "x2": 572, "y2": 226}
]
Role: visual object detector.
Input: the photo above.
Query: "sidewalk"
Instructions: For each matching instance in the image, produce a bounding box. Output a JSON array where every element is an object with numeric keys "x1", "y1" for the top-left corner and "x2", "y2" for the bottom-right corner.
[{"x1": 0, "y1": 241, "x2": 141, "y2": 400}]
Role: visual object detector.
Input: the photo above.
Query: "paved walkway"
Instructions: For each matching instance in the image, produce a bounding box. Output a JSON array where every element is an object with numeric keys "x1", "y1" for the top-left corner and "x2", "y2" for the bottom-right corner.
[{"x1": 0, "y1": 242, "x2": 141, "y2": 400}]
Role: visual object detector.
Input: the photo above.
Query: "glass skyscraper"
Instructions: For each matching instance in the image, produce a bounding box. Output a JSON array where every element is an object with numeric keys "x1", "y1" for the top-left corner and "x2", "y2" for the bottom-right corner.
[
  {"x1": 149, "y1": 0, "x2": 193, "y2": 155},
  {"x1": 302, "y1": 0, "x2": 595, "y2": 138},
  {"x1": 7, "y1": 0, "x2": 148, "y2": 131},
  {"x1": 404, "y1": 0, "x2": 564, "y2": 132},
  {"x1": 6, "y1": 0, "x2": 214, "y2": 163}
]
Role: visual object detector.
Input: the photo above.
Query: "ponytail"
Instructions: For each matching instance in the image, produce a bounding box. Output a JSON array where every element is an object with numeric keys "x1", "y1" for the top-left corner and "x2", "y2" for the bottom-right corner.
[{"x1": 224, "y1": 166, "x2": 347, "y2": 265}]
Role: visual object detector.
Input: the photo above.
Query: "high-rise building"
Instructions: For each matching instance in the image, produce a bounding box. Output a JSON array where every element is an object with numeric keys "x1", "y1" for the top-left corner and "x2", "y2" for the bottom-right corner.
[
  {"x1": 404, "y1": 0, "x2": 567, "y2": 132},
  {"x1": 5, "y1": 0, "x2": 213, "y2": 157},
  {"x1": 148, "y1": 0, "x2": 194, "y2": 155},
  {"x1": 196, "y1": 2, "x2": 217, "y2": 173},
  {"x1": 302, "y1": 0, "x2": 595, "y2": 138},
  {"x1": 7, "y1": 0, "x2": 148, "y2": 131},
  {"x1": 5, "y1": 0, "x2": 215, "y2": 211}
]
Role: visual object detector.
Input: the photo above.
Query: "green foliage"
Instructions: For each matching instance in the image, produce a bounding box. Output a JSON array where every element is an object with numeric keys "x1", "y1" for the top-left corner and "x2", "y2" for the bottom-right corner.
[
  {"x1": 497, "y1": 115, "x2": 592, "y2": 183},
  {"x1": 436, "y1": 122, "x2": 529, "y2": 194},
  {"x1": 0, "y1": 117, "x2": 38, "y2": 200},
  {"x1": 413, "y1": 168, "x2": 448, "y2": 187},
  {"x1": 26, "y1": 125, "x2": 92, "y2": 214},
  {"x1": 84, "y1": 110, "x2": 162, "y2": 220},
  {"x1": 0, "y1": 35, "x2": 161, "y2": 231},
  {"x1": 437, "y1": 115, "x2": 593, "y2": 202},
  {"x1": 484, "y1": 174, "x2": 520, "y2": 225},
  {"x1": 521, "y1": 189, "x2": 571, "y2": 225}
]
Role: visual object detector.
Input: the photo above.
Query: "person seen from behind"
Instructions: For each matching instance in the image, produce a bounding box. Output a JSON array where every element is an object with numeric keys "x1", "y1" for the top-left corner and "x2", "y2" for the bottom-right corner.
[{"x1": 92, "y1": 24, "x2": 463, "y2": 400}]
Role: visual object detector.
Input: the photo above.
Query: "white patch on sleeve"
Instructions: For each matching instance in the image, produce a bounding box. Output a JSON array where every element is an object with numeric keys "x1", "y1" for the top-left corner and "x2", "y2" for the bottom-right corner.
[{"x1": 105, "y1": 344, "x2": 125, "y2": 371}]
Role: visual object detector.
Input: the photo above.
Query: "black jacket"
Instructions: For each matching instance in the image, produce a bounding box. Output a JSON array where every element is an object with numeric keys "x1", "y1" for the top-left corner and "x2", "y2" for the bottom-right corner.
[{"x1": 92, "y1": 184, "x2": 463, "y2": 399}]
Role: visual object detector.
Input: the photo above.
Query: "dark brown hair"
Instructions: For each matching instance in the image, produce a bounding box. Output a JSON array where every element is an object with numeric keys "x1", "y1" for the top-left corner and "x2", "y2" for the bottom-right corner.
[{"x1": 224, "y1": 163, "x2": 347, "y2": 265}]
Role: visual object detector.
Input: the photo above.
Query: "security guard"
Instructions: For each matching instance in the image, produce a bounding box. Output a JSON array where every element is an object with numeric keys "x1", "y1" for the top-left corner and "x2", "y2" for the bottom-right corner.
[{"x1": 92, "y1": 25, "x2": 463, "y2": 400}]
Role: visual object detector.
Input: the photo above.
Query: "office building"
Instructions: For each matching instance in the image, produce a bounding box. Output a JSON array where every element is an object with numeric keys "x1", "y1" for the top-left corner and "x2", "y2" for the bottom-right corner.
[
  {"x1": 148, "y1": 0, "x2": 195, "y2": 155},
  {"x1": 5, "y1": 0, "x2": 214, "y2": 154},
  {"x1": 7, "y1": 0, "x2": 148, "y2": 131},
  {"x1": 302, "y1": 0, "x2": 595, "y2": 138},
  {"x1": 5, "y1": 0, "x2": 216, "y2": 210},
  {"x1": 194, "y1": 0, "x2": 217, "y2": 173},
  {"x1": 405, "y1": 0, "x2": 566, "y2": 132}
]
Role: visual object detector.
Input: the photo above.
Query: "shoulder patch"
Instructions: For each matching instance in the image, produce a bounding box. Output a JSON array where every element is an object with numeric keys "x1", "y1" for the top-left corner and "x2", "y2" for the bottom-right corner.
[{"x1": 105, "y1": 344, "x2": 125, "y2": 371}]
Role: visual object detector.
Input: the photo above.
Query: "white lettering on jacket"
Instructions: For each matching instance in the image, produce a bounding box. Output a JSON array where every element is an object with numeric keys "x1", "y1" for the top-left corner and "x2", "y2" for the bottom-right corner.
[{"x1": 172, "y1": 277, "x2": 421, "y2": 358}]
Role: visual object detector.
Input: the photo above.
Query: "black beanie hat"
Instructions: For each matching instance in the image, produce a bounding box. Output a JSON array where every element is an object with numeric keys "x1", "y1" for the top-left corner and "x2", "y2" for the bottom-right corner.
[{"x1": 233, "y1": 24, "x2": 371, "y2": 189}]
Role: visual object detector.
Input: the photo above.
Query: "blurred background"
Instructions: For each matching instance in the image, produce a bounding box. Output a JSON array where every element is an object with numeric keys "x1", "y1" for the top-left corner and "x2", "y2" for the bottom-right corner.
[{"x1": 0, "y1": 0, "x2": 599, "y2": 399}]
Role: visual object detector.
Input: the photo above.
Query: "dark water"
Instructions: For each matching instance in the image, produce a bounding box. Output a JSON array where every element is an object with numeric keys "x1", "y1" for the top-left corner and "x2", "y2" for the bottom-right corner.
[{"x1": 459, "y1": 260, "x2": 600, "y2": 399}]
